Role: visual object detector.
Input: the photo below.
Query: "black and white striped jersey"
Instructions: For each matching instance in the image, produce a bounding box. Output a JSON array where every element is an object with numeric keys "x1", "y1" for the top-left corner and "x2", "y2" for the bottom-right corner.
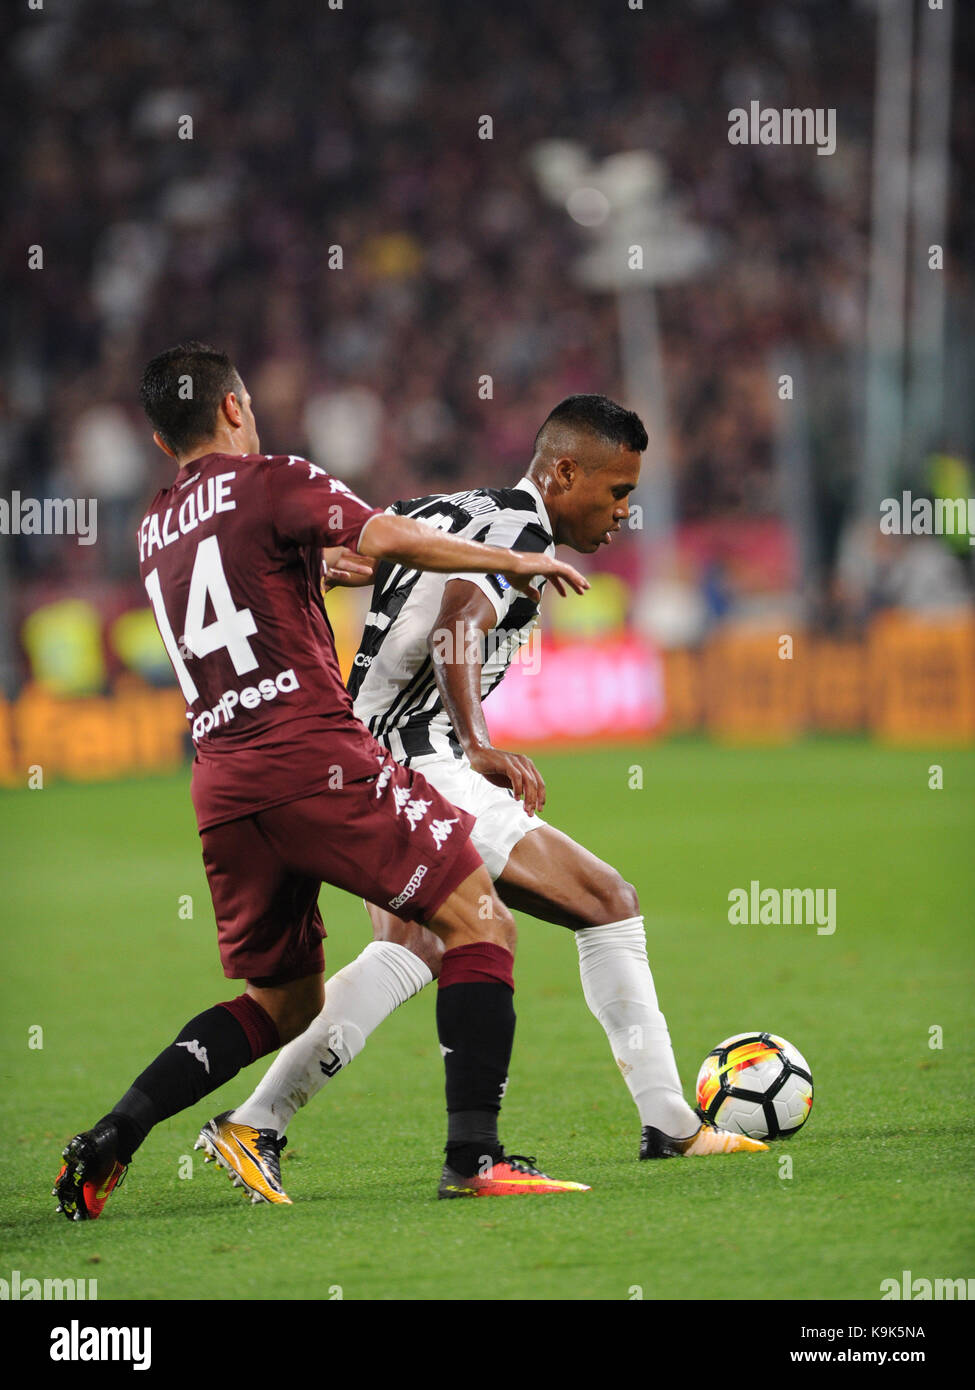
[{"x1": 348, "y1": 476, "x2": 555, "y2": 764}]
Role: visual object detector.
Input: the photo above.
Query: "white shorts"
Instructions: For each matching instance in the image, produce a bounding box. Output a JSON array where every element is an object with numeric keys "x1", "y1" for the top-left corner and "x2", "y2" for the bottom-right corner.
[{"x1": 409, "y1": 750, "x2": 545, "y2": 880}]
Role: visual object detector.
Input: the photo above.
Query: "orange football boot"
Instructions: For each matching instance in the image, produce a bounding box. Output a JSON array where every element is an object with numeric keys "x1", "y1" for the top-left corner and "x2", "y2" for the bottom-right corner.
[{"x1": 438, "y1": 1152, "x2": 591, "y2": 1197}]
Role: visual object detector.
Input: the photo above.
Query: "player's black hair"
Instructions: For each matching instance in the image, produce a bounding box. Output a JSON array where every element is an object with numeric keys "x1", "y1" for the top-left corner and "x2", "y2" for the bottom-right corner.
[
  {"x1": 139, "y1": 342, "x2": 244, "y2": 456},
  {"x1": 533, "y1": 394, "x2": 648, "y2": 460}
]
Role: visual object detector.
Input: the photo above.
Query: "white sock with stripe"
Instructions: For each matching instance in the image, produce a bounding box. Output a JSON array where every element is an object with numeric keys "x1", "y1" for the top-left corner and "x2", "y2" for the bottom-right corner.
[
  {"x1": 231, "y1": 940, "x2": 432, "y2": 1134},
  {"x1": 575, "y1": 916, "x2": 699, "y2": 1137}
]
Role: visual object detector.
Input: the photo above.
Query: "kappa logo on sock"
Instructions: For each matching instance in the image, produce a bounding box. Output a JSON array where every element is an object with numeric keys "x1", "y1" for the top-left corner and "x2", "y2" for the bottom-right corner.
[{"x1": 176, "y1": 1040, "x2": 210, "y2": 1074}]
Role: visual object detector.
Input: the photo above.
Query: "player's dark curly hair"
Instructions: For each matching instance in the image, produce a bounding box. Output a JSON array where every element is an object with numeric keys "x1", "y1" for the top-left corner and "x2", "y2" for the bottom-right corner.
[
  {"x1": 533, "y1": 394, "x2": 648, "y2": 458},
  {"x1": 140, "y1": 342, "x2": 244, "y2": 456}
]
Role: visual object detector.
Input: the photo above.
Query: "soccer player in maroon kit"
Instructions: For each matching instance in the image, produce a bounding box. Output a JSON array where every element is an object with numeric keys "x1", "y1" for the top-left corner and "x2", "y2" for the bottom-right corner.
[{"x1": 53, "y1": 342, "x2": 592, "y2": 1217}]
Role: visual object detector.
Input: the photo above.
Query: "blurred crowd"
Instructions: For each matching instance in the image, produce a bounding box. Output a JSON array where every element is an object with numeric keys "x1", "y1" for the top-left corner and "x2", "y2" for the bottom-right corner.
[{"x1": 3, "y1": 0, "x2": 973, "y2": 626}]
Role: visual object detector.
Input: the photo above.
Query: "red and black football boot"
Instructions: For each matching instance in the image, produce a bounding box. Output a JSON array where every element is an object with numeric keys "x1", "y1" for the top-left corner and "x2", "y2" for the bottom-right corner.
[{"x1": 53, "y1": 1120, "x2": 128, "y2": 1221}]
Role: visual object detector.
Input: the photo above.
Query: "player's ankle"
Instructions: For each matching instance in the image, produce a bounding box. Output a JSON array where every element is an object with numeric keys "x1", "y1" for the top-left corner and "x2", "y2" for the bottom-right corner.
[
  {"x1": 445, "y1": 1143, "x2": 505, "y2": 1178},
  {"x1": 445, "y1": 1108, "x2": 503, "y2": 1176}
]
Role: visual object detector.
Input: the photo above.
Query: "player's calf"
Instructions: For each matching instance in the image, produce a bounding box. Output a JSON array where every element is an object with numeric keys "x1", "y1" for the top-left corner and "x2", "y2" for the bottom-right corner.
[
  {"x1": 428, "y1": 866, "x2": 586, "y2": 1195},
  {"x1": 52, "y1": 992, "x2": 282, "y2": 1219}
]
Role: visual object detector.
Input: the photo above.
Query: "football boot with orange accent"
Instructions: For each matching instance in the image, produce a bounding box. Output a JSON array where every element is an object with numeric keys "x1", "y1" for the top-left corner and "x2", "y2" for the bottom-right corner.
[
  {"x1": 195, "y1": 1112, "x2": 291, "y2": 1205},
  {"x1": 438, "y1": 1152, "x2": 591, "y2": 1198},
  {"x1": 54, "y1": 1120, "x2": 128, "y2": 1221},
  {"x1": 640, "y1": 1121, "x2": 768, "y2": 1158}
]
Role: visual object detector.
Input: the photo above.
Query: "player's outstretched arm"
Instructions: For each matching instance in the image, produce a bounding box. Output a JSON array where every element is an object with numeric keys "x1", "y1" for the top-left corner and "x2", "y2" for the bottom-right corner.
[
  {"x1": 429, "y1": 579, "x2": 546, "y2": 815},
  {"x1": 358, "y1": 512, "x2": 587, "y2": 600}
]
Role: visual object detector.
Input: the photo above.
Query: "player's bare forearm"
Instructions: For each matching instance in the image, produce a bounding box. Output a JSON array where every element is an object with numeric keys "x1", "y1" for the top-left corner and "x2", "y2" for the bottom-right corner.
[
  {"x1": 358, "y1": 513, "x2": 587, "y2": 600},
  {"x1": 321, "y1": 546, "x2": 376, "y2": 590},
  {"x1": 430, "y1": 582, "x2": 494, "y2": 756},
  {"x1": 429, "y1": 579, "x2": 546, "y2": 814}
]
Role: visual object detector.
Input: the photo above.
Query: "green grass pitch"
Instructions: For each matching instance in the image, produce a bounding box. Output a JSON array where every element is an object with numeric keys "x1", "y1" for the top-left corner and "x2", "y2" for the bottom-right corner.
[{"x1": 1, "y1": 741, "x2": 973, "y2": 1301}]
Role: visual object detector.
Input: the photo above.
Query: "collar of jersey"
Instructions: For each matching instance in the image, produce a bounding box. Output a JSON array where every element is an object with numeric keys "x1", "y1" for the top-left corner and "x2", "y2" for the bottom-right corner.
[{"x1": 514, "y1": 475, "x2": 554, "y2": 541}]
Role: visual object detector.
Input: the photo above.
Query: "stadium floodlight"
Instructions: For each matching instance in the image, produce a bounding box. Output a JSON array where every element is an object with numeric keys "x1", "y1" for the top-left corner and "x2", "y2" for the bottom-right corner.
[
  {"x1": 906, "y1": 0, "x2": 954, "y2": 471},
  {"x1": 530, "y1": 143, "x2": 714, "y2": 291},
  {"x1": 529, "y1": 140, "x2": 592, "y2": 204},
  {"x1": 530, "y1": 140, "x2": 717, "y2": 598},
  {"x1": 860, "y1": 0, "x2": 955, "y2": 519},
  {"x1": 860, "y1": 0, "x2": 914, "y2": 523}
]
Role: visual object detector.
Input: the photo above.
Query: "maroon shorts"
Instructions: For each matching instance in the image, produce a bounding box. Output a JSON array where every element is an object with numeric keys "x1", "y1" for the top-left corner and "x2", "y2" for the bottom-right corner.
[{"x1": 200, "y1": 758, "x2": 481, "y2": 984}]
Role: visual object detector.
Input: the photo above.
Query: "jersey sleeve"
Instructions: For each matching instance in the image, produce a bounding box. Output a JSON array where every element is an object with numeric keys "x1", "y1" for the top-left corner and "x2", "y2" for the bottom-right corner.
[
  {"x1": 263, "y1": 454, "x2": 383, "y2": 550},
  {"x1": 445, "y1": 516, "x2": 553, "y2": 623}
]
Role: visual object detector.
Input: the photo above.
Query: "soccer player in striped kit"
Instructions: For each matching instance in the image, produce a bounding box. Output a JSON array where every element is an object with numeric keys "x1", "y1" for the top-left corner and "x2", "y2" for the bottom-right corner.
[{"x1": 211, "y1": 396, "x2": 766, "y2": 1204}]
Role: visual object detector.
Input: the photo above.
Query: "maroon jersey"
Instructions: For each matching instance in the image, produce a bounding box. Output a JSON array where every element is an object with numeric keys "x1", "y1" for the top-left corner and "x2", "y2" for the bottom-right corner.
[{"x1": 137, "y1": 451, "x2": 384, "y2": 830}]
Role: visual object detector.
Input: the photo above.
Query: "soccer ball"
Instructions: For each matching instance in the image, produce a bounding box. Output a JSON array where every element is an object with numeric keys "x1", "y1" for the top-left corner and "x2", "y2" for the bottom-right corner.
[{"x1": 695, "y1": 1032, "x2": 813, "y2": 1140}]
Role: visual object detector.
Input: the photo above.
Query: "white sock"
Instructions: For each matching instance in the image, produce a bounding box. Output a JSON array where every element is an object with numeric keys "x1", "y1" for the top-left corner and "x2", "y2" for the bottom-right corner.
[
  {"x1": 231, "y1": 940, "x2": 432, "y2": 1134},
  {"x1": 575, "y1": 916, "x2": 699, "y2": 1137}
]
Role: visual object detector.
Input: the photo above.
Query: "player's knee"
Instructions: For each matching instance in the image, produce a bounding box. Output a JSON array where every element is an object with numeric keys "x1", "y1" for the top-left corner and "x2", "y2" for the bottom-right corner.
[
  {"x1": 495, "y1": 903, "x2": 517, "y2": 956},
  {"x1": 464, "y1": 889, "x2": 517, "y2": 956},
  {"x1": 255, "y1": 975, "x2": 325, "y2": 1045},
  {"x1": 372, "y1": 912, "x2": 445, "y2": 978},
  {"x1": 286, "y1": 1008, "x2": 317, "y2": 1043},
  {"x1": 473, "y1": 894, "x2": 517, "y2": 955},
  {"x1": 412, "y1": 929, "x2": 446, "y2": 979},
  {"x1": 430, "y1": 876, "x2": 517, "y2": 957},
  {"x1": 584, "y1": 870, "x2": 640, "y2": 926},
  {"x1": 615, "y1": 877, "x2": 641, "y2": 920},
  {"x1": 278, "y1": 995, "x2": 322, "y2": 1044}
]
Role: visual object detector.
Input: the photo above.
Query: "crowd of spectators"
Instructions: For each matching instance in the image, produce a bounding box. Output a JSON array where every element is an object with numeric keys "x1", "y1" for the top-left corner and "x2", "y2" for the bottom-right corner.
[{"x1": 3, "y1": 0, "x2": 973, "y2": 617}]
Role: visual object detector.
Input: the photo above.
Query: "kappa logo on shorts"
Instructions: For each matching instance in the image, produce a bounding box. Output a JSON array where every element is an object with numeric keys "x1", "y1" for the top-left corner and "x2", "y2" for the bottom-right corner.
[
  {"x1": 389, "y1": 864, "x2": 428, "y2": 910},
  {"x1": 403, "y1": 797, "x2": 431, "y2": 829},
  {"x1": 375, "y1": 764, "x2": 394, "y2": 797},
  {"x1": 392, "y1": 786, "x2": 431, "y2": 829},
  {"x1": 430, "y1": 817, "x2": 458, "y2": 849}
]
